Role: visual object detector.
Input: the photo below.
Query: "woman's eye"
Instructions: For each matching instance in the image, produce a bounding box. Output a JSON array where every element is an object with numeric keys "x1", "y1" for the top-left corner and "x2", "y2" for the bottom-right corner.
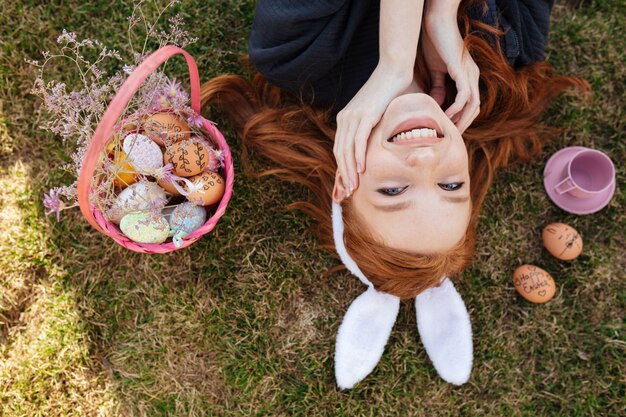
[
  {"x1": 438, "y1": 182, "x2": 465, "y2": 191},
  {"x1": 378, "y1": 186, "x2": 408, "y2": 196}
]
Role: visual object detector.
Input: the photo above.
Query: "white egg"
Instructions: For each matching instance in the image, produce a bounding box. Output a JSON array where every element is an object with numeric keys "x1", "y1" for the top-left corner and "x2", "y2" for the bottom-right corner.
[
  {"x1": 123, "y1": 133, "x2": 163, "y2": 174},
  {"x1": 107, "y1": 181, "x2": 167, "y2": 223}
]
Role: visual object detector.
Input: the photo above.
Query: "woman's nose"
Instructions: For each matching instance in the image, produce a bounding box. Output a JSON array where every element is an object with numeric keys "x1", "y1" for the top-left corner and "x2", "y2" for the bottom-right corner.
[{"x1": 406, "y1": 148, "x2": 439, "y2": 167}]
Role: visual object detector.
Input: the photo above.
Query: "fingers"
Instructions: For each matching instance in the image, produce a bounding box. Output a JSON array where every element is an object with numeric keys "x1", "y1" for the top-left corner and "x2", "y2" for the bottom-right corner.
[
  {"x1": 334, "y1": 116, "x2": 374, "y2": 196},
  {"x1": 429, "y1": 71, "x2": 446, "y2": 106},
  {"x1": 354, "y1": 121, "x2": 371, "y2": 176},
  {"x1": 445, "y1": 76, "x2": 470, "y2": 120},
  {"x1": 445, "y1": 56, "x2": 481, "y2": 133},
  {"x1": 456, "y1": 88, "x2": 480, "y2": 133},
  {"x1": 334, "y1": 118, "x2": 358, "y2": 195}
]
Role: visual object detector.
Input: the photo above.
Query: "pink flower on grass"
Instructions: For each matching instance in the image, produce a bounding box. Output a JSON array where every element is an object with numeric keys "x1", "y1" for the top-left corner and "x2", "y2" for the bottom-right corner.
[{"x1": 43, "y1": 189, "x2": 62, "y2": 221}]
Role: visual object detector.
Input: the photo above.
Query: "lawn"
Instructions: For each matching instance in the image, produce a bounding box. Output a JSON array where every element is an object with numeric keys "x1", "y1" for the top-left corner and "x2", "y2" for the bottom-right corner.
[{"x1": 0, "y1": 0, "x2": 624, "y2": 416}]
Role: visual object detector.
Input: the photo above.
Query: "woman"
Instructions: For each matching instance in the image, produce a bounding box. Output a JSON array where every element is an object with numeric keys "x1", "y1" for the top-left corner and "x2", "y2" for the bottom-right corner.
[{"x1": 201, "y1": 0, "x2": 587, "y2": 388}]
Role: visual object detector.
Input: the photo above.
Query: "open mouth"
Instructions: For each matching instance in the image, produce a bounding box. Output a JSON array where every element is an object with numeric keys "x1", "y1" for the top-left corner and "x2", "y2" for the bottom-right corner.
[
  {"x1": 386, "y1": 117, "x2": 444, "y2": 145},
  {"x1": 389, "y1": 128, "x2": 442, "y2": 143}
]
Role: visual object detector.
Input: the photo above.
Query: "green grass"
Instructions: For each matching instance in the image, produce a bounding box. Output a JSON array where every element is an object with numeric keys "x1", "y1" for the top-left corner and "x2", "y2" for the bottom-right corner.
[{"x1": 1, "y1": 0, "x2": 624, "y2": 416}]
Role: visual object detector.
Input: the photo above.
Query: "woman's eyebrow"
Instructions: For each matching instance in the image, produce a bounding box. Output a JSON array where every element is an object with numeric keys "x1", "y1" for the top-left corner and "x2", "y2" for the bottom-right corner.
[{"x1": 373, "y1": 201, "x2": 414, "y2": 212}]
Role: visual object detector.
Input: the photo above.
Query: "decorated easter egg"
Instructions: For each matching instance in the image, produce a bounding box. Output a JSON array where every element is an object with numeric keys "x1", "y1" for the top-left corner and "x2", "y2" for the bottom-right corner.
[
  {"x1": 120, "y1": 212, "x2": 169, "y2": 244},
  {"x1": 513, "y1": 265, "x2": 556, "y2": 303},
  {"x1": 187, "y1": 171, "x2": 225, "y2": 206},
  {"x1": 542, "y1": 223, "x2": 583, "y2": 261},
  {"x1": 143, "y1": 112, "x2": 191, "y2": 145},
  {"x1": 163, "y1": 138, "x2": 211, "y2": 177},
  {"x1": 167, "y1": 202, "x2": 207, "y2": 247},
  {"x1": 107, "y1": 181, "x2": 167, "y2": 223},
  {"x1": 157, "y1": 178, "x2": 184, "y2": 195},
  {"x1": 123, "y1": 133, "x2": 163, "y2": 174}
]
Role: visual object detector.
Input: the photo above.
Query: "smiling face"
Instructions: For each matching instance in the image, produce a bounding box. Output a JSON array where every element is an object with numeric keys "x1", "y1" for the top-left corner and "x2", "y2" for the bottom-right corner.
[{"x1": 347, "y1": 93, "x2": 471, "y2": 254}]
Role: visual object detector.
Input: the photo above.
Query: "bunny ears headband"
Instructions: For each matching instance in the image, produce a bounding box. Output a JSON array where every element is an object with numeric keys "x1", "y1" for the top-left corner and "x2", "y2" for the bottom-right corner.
[{"x1": 331, "y1": 202, "x2": 473, "y2": 389}]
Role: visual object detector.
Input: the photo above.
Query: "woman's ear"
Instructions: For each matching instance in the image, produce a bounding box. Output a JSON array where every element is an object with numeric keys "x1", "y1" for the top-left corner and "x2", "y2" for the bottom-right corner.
[{"x1": 332, "y1": 173, "x2": 348, "y2": 203}]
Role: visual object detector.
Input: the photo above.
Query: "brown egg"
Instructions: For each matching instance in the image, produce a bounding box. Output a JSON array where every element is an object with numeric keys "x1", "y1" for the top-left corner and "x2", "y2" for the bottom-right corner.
[
  {"x1": 143, "y1": 112, "x2": 191, "y2": 145},
  {"x1": 121, "y1": 114, "x2": 140, "y2": 133},
  {"x1": 157, "y1": 178, "x2": 183, "y2": 196},
  {"x1": 542, "y1": 223, "x2": 583, "y2": 261},
  {"x1": 513, "y1": 265, "x2": 556, "y2": 303},
  {"x1": 164, "y1": 139, "x2": 210, "y2": 177},
  {"x1": 187, "y1": 171, "x2": 225, "y2": 206}
]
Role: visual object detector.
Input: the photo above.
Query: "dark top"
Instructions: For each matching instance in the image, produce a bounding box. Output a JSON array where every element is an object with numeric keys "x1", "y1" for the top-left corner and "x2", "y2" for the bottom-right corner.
[{"x1": 248, "y1": 0, "x2": 554, "y2": 113}]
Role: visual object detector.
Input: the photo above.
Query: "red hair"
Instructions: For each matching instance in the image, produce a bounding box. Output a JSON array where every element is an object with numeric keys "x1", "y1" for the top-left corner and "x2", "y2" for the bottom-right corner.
[{"x1": 200, "y1": 0, "x2": 589, "y2": 298}]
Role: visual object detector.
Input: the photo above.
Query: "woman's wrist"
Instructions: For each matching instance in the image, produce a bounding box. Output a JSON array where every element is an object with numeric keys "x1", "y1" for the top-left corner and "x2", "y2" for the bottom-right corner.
[{"x1": 374, "y1": 60, "x2": 414, "y2": 92}]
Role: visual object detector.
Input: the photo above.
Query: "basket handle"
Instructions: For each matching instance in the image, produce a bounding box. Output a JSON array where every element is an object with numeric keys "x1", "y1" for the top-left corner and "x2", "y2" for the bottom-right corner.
[{"x1": 77, "y1": 46, "x2": 201, "y2": 232}]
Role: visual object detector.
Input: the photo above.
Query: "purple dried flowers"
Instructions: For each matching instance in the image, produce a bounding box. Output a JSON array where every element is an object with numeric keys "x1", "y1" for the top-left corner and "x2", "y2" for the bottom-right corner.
[
  {"x1": 187, "y1": 111, "x2": 203, "y2": 128},
  {"x1": 31, "y1": 3, "x2": 203, "y2": 223},
  {"x1": 43, "y1": 188, "x2": 63, "y2": 221}
]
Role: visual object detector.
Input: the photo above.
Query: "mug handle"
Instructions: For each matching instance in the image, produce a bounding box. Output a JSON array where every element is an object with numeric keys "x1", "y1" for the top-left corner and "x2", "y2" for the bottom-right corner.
[{"x1": 555, "y1": 177, "x2": 575, "y2": 195}]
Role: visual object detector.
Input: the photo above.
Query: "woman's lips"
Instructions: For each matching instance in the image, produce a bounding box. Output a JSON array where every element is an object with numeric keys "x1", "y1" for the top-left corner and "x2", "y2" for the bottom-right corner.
[{"x1": 387, "y1": 116, "x2": 444, "y2": 146}]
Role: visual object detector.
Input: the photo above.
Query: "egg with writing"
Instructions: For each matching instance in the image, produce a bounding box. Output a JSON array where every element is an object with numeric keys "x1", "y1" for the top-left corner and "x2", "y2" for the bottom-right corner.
[
  {"x1": 143, "y1": 112, "x2": 191, "y2": 145},
  {"x1": 123, "y1": 133, "x2": 163, "y2": 174},
  {"x1": 542, "y1": 223, "x2": 583, "y2": 260},
  {"x1": 120, "y1": 212, "x2": 170, "y2": 244},
  {"x1": 513, "y1": 265, "x2": 556, "y2": 303},
  {"x1": 163, "y1": 138, "x2": 211, "y2": 177},
  {"x1": 187, "y1": 171, "x2": 225, "y2": 206}
]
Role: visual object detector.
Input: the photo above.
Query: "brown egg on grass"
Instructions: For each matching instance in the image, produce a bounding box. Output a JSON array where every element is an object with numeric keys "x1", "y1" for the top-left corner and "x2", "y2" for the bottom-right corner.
[
  {"x1": 143, "y1": 112, "x2": 191, "y2": 145},
  {"x1": 513, "y1": 265, "x2": 556, "y2": 303},
  {"x1": 164, "y1": 138, "x2": 211, "y2": 177},
  {"x1": 187, "y1": 171, "x2": 225, "y2": 206},
  {"x1": 542, "y1": 223, "x2": 583, "y2": 261}
]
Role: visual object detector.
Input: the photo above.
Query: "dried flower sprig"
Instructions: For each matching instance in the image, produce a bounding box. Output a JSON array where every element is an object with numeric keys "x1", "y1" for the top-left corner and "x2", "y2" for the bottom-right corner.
[{"x1": 31, "y1": 1, "x2": 199, "y2": 221}]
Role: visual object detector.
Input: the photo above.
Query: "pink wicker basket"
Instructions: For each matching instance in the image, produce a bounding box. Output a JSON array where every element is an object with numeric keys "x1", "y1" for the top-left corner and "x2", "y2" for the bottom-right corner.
[{"x1": 77, "y1": 46, "x2": 234, "y2": 253}]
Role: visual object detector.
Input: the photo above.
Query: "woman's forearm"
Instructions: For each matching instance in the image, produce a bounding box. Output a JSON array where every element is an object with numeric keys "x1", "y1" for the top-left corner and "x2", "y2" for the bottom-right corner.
[
  {"x1": 425, "y1": 0, "x2": 461, "y2": 23},
  {"x1": 378, "y1": 0, "x2": 425, "y2": 82}
]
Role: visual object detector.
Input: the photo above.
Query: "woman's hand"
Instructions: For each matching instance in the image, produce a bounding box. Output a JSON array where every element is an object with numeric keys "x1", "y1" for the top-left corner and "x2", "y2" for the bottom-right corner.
[
  {"x1": 334, "y1": 63, "x2": 412, "y2": 194},
  {"x1": 423, "y1": 0, "x2": 480, "y2": 133},
  {"x1": 334, "y1": 0, "x2": 425, "y2": 195}
]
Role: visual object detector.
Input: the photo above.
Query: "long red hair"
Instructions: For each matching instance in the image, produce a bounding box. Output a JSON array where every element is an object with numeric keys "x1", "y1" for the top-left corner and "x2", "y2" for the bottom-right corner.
[{"x1": 200, "y1": 0, "x2": 589, "y2": 298}]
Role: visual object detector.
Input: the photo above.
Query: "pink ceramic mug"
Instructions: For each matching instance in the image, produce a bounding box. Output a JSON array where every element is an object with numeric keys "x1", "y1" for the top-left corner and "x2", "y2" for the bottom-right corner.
[{"x1": 554, "y1": 149, "x2": 615, "y2": 199}]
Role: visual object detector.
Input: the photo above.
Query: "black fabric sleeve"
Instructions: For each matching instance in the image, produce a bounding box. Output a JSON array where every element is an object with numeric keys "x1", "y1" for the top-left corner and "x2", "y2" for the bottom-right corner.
[
  {"x1": 248, "y1": 0, "x2": 379, "y2": 110},
  {"x1": 494, "y1": 0, "x2": 554, "y2": 66}
]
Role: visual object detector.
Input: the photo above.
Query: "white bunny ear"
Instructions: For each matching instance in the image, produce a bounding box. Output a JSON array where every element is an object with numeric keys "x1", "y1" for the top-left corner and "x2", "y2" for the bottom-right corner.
[
  {"x1": 415, "y1": 277, "x2": 473, "y2": 385},
  {"x1": 335, "y1": 287, "x2": 400, "y2": 389}
]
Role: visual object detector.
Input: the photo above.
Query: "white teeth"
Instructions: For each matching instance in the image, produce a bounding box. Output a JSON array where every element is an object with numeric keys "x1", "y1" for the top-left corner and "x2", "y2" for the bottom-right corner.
[{"x1": 390, "y1": 128, "x2": 439, "y2": 142}]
